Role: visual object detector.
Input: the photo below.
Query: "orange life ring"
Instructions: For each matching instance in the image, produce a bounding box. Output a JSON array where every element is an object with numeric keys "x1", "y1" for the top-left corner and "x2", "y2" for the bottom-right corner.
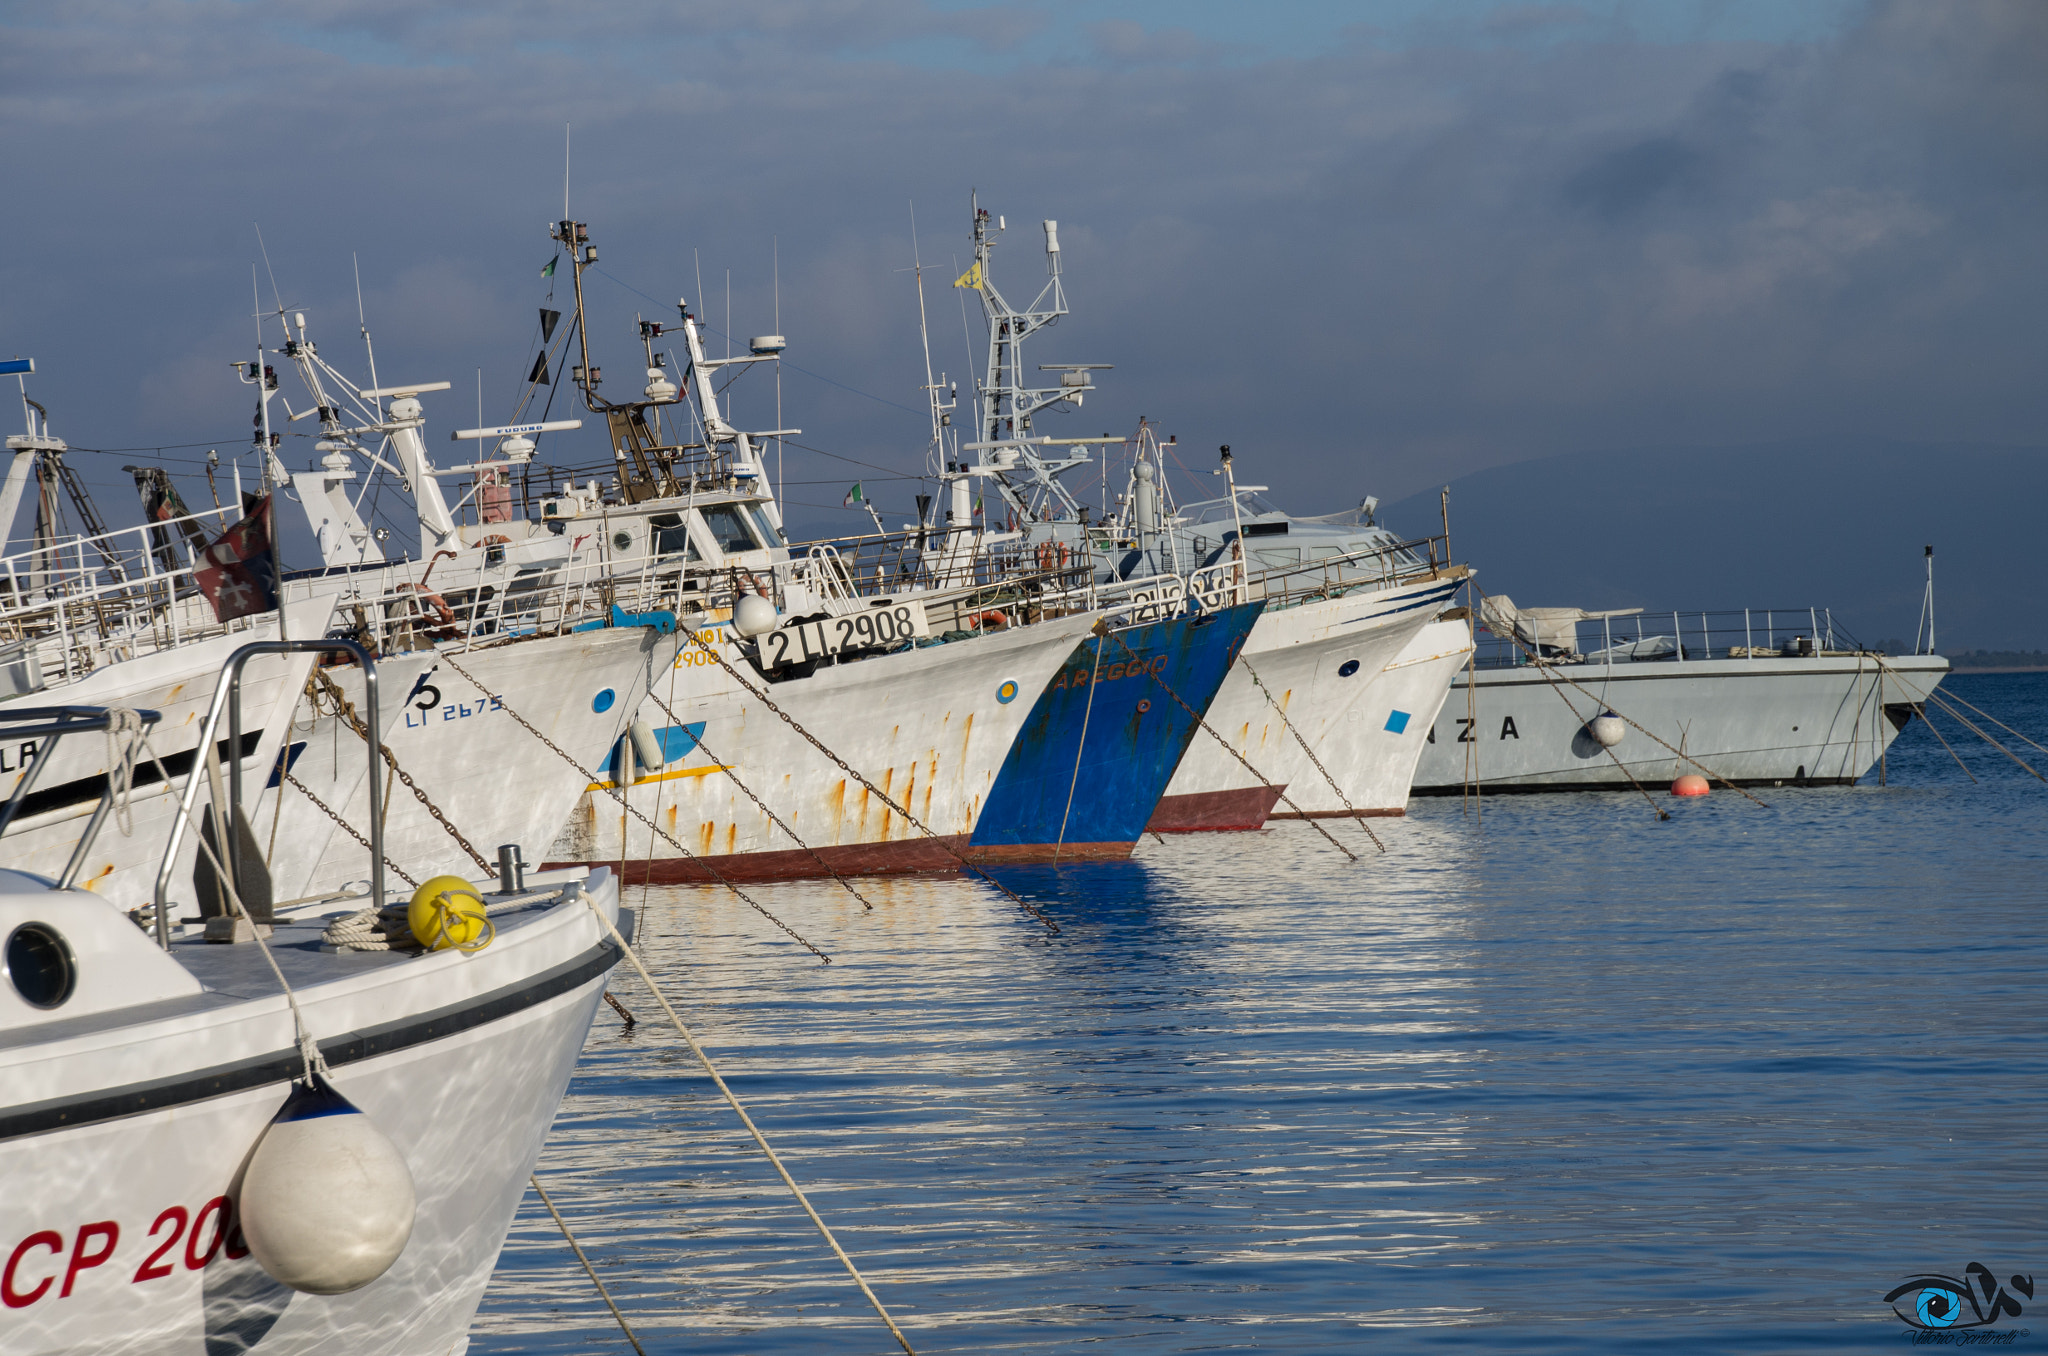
[
  {"x1": 973, "y1": 610, "x2": 1010, "y2": 630},
  {"x1": 1035, "y1": 542, "x2": 1056, "y2": 573}
]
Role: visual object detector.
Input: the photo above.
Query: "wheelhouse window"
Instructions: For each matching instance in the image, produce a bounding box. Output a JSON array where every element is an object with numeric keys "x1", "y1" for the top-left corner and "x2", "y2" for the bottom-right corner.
[
  {"x1": 746, "y1": 504, "x2": 786, "y2": 547},
  {"x1": 699, "y1": 503, "x2": 762, "y2": 555},
  {"x1": 649, "y1": 513, "x2": 700, "y2": 560}
]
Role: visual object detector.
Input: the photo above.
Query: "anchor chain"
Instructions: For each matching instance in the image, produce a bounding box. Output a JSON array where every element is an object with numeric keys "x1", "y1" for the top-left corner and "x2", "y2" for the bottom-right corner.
[
  {"x1": 638, "y1": 687, "x2": 876, "y2": 912},
  {"x1": 282, "y1": 768, "x2": 421, "y2": 888},
  {"x1": 306, "y1": 669, "x2": 495, "y2": 873},
  {"x1": 1101, "y1": 628, "x2": 1361, "y2": 862},
  {"x1": 435, "y1": 650, "x2": 832, "y2": 963},
  {"x1": 678, "y1": 629, "x2": 1062, "y2": 935},
  {"x1": 1237, "y1": 658, "x2": 1386, "y2": 852}
]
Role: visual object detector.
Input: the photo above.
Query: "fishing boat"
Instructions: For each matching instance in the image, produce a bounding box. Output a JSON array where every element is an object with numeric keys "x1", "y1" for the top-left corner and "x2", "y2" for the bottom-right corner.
[
  {"x1": 509, "y1": 218, "x2": 1255, "y2": 876},
  {"x1": 0, "y1": 645, "x2": 624, "y2": 1354},
  {"x1": 1411, "y1": 598, "x2": 1950, "y2": 792},
  {"x1": 1, "y1": 351, "x2": 681, "y2": 911},
  {"x1": 910, "y1": 203, "x2": 1474, "y2": 831}
]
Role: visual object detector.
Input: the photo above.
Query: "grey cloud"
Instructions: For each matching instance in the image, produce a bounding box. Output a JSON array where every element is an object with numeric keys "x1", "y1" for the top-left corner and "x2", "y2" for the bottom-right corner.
[{"x1": 1, "y1": 1, "x2": 2042, "y2": 639}]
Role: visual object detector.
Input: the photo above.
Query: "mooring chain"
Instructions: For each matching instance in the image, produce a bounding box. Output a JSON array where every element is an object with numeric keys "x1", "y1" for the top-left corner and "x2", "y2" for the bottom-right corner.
[
  {"x1": 638, "y1": 687, "x2": 876, "y2": 912},
  {"x1": 1100, "y1": 629, "x2": 1361, "y2": 863},
  {"x1": 282, "y1": 769, "x2": 421, "y2": 888},
  {"x1": 679, "y1": 629, "x2": 1062, "y2": 936},
  {"x1": 1236, "y1": 658, "x2": 1387, "y2": 852},
  {"x1": 435, "y1": 651, "x2": 832, "y2": 963},
  {"x1": 1469, "y1": 583, "x2": 1769, "y2": 808},
  {"x1": 306, "y1": 669, "x2": 496, "y2": 872}
]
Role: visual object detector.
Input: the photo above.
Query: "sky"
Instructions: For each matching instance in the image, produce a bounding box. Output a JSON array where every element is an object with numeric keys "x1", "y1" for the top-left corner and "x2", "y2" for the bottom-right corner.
[{"x1": 1, "y1": 0, "x2": 2042, "y2": 625}]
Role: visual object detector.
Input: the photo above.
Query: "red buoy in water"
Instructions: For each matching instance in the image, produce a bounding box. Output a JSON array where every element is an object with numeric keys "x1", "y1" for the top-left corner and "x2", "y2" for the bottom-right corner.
[{"x1": 1671, "y1": 774, "x2": 1710, "y2": 797}]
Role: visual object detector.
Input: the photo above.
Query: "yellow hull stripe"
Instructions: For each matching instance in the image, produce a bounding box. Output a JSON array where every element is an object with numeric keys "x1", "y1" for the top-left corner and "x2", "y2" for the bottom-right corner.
[{"x1": 586, "y1": 764, "x2": 731, "y2": 792}]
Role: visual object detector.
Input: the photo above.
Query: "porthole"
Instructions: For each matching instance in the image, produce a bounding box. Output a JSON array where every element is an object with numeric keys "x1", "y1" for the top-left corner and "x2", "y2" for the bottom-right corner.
[
  {"x1": 5, "y1": 923, "x2": 76, "y2": 1010},
  {"x1": 611, "y1": 530, "x2": 634, "y2": 553},
  {"x1": 1337, "y1": 659, "x2": 1361, "y2": 678}
]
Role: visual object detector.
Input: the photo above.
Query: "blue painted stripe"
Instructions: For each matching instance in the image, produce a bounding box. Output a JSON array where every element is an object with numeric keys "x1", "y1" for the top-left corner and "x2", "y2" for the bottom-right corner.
[
  {"x1": 1339, "y1": 581, "x2": 1461, "y2": 628},
  {"x1": 971, "y1": 601, "x2": 1266, "y2": 850}
]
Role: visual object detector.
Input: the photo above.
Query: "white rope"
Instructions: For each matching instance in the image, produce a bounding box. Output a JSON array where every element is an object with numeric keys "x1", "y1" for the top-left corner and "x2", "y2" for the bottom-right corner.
[
  {"x1": 144, "y1": 730, "x2": 330, "y2": 1081},
  {"x1": 101, "y1": 706, "x2": 147, "y2": 837},
  {"x1": 581, "y1": 894, "x2": 916, "y2": 1355}
]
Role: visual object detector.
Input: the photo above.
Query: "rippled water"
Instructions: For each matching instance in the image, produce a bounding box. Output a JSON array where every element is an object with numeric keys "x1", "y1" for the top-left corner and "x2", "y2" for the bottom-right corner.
[{"x1": 473, "y1": 673, "x2": 2048, "y2": 1354}]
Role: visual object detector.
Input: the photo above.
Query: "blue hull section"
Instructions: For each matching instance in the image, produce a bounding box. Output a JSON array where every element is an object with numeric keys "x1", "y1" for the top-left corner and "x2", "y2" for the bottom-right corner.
[{"x1": 969, "y1": 601, "x2": 1266, "y2": 855}]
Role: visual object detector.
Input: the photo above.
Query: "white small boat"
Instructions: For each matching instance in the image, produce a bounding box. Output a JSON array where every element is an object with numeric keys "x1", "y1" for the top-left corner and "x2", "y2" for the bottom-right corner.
[
  {"x1": 1412, "y1": 598, "x2": 1950, "y2": 792},
  {"x1": 0, "y1": 644, "x2": 623, "y2": 1354}
]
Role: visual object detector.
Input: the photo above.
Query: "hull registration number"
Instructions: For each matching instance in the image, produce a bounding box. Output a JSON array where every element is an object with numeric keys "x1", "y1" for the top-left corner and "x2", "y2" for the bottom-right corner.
[{"x1": 759, "y1": 603, "x2": 929, "y2": 668}]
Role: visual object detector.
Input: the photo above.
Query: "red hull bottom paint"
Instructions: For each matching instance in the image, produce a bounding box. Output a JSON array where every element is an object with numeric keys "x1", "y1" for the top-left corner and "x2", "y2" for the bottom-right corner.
[
  {"x1": 1267, "y1": 807, "x2": 1407, "y2": 819},
  {"x1": 548, "y1": 837, "x2": 1138, "y2": 885},
  {"x1": 1146, "y1": 786, "x2": 1287, "y2": 834}
]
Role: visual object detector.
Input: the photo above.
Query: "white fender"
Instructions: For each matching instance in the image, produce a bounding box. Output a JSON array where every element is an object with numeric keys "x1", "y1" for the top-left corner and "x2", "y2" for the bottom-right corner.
[
  {"x1": 237, "y1": 1075, "x2": 416, "y2": 1294},
  {"x1": 732, "y1": 593, "x2": 777, "y2": 638},
  {"x1": 629, "y1": 719, "x2": 666, "y2": 772},
  {"x1": 1588, "y1": 713, "x2": 1626, "y2": 748}
]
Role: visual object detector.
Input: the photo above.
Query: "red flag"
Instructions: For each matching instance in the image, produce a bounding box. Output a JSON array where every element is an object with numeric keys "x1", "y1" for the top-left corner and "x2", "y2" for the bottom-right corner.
[{"x1": 195, "y1": 495, "x2": 279, "y2": 622}]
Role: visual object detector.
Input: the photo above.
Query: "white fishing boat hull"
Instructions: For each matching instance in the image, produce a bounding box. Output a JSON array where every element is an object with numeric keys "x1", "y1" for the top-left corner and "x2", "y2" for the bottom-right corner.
[
  {"x1": 1148, "y1": 574, "x2": 1463, "y2": 831},
  {"x1": 0, "y1": 867, "x2": 621, "y2": 1356},
  {"x1": 550, "y1": 611, "x2": 1102, "y2": 881},
  {"x1": 1269, "y1": 616, "x2": 1474, "y2": 818},
  {"x1": 0, "y1": 620, "x2": 322, "y2": 911},
  {"x1": 257, "y1": 626, "x2": 682, "y2": 901},
  {"x1": 1411, "y1": 652, "x2": 1952, "y2": 792}
]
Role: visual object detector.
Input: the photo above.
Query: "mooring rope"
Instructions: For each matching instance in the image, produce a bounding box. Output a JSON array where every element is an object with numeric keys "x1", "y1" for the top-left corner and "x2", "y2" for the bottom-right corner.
[
  {"x1": 100, "y1": 707, "x2": 147, "y2": 836},
  {"x1": 1469, "y1": 583, "x2": 1768, "y2": 808},
  {"x1": 637, "y1": 686, "x2": 877, "y2": 912},
  {"x1": 1099, "y1": 628, "x2": 1362, "y2": 862},
  {"x1": 1236, "y1": 658, "x2": 1386, "y2": 852},
  {"x1": 676, "y1": 629, "x2": 1062, "y2": 935},
  {"x1": 1054, "y1": 632, "x2": 1105, "y2": 861},
  {"x1": 1885, "y1": 669, "x2": 2046, "y2": 782},
  {"x1": 530, "y1": 1173, "x2": 648, "y2": 1356},
  {"x1": 435, "y1": 650, "x2": 833, "y2": 963},
  {"x1": 580, "y1": 893, "x2": 917, "y2": 1355}
]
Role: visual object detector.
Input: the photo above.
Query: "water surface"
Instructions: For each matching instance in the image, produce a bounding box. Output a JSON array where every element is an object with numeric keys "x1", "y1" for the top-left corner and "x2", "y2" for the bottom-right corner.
[{"x1": 474, "y1": 673, "x2": 2047, "y2": 1353}]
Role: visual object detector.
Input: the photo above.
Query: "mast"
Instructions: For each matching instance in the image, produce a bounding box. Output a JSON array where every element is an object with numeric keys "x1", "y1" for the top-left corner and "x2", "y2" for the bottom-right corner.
[
  {"x1": 554, "y1": 218, "x2": 796, "y2": 512},
  {"x1": 957, "y1": 199, "x2": 1110, "y2": 526}
]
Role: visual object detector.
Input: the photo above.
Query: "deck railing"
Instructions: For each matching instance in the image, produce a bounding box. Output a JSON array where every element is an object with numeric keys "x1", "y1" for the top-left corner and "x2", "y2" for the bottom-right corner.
[{"x1": 1472, "y1": 606, "x2": 1881, "y2": 670}]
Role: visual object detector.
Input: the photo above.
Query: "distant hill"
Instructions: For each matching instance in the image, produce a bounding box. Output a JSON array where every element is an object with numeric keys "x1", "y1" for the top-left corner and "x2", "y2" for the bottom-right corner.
[{"x1": 1381, "y1": 442, "x2": 2048, "y2": 653}]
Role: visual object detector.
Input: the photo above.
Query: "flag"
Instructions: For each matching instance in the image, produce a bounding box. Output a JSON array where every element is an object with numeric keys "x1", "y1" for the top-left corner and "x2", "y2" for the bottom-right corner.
[
  {"x1": 973, "y1": 496, "x2": 984, "y2": 516},
  {"x1": 527, "y1": 352, "x2": 550, "y2": 386},
  {"x1": 842, "y1": 483, "x2": 864, "y2": 507},
  {"x1": 541, "y1": 254, "x2": 558, "y2": 278},
  {"x1": 129, "y1": 467, "x2": 205, "y2": 574},
  {"x1": 195, "y1": 495, "x2": 278, "y2": 623},
  {"x1": 952, "y1": 261, "x2": 982, "y2": 290}
]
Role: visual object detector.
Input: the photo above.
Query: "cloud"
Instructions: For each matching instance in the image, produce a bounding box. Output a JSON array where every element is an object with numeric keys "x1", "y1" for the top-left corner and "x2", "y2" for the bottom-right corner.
[{"x1": 0, "y1": 0, "x2": 2040, "y2": 552}]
